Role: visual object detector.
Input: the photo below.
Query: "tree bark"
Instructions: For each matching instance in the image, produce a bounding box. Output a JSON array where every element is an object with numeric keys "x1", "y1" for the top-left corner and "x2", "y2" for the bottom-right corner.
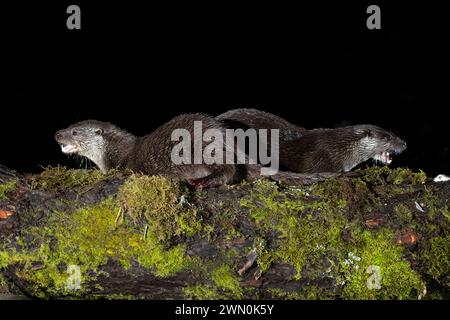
[{"x1": 0, "y1": 165, "x2": 449, "y2": 300}]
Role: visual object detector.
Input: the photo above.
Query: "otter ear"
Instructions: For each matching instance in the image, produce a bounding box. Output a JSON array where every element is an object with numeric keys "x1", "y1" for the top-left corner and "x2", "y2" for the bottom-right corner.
[{"x1": 95, "y1": 128, "x2": 104, "y2": 135}]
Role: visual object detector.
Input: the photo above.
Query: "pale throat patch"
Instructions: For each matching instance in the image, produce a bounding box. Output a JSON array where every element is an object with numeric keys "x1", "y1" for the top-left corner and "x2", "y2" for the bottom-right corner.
[{"x1": 80, "y1": 137, "x2": 108, "y2": 173}]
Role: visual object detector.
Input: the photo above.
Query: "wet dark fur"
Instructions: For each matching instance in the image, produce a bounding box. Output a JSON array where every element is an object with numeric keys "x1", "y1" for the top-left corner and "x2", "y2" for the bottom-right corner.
[
  {"x1": 216, "y1": 108, "x2": 307, "y2": 143},
  {"x1": 217, "y1": 109, "x2": 407, "y2": 173},
  {"x1": 55, "y1": 114, "x2": 239, "y2": 187},
  {"x1": 216, "y1": 108, "x2": 307, "y2": 166},
  {"x1": 280, "y1": 125, "x2": 407, "y2": 173}
]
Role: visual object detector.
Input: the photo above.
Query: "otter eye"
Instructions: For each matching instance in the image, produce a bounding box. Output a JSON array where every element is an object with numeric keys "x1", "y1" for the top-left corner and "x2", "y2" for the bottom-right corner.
[{"x1": 72, "y1": 130, "x2": 78, "y2": 136}]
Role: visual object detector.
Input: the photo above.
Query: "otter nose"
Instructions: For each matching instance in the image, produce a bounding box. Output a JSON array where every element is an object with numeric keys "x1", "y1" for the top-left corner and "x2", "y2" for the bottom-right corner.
[{"x1": 54, "y1": 131, "x2": 63, "y2": 141}]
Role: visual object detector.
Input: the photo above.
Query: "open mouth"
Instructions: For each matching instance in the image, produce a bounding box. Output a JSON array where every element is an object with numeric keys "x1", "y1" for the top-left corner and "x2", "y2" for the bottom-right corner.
[
  {"x1": 60, "y1": 144, "x2": 79, "y2": 154},
  {"x1": 373, "y1": 151, "x2": 393, "y2": 165}
]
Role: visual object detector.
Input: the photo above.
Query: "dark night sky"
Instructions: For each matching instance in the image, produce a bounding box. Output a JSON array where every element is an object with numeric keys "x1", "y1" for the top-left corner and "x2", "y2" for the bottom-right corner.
[{"x1": 1, "y1": 2, "x2": 449, "y2": 175}]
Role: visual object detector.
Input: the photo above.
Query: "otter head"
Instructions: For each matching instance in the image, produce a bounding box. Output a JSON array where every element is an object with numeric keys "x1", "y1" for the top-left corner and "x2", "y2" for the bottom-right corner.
[
  {"x1": 55, "y1": 120, "x2": 122, "y2": 173},
  {"x1": 353, "y1": 124, "x2": 407, "y2": 166}
]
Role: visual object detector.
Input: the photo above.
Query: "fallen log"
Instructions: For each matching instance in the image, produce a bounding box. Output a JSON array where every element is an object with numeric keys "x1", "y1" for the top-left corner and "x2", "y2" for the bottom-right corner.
[{"x1": 0, "y1": 165, "x2": 449, "y2": 299}]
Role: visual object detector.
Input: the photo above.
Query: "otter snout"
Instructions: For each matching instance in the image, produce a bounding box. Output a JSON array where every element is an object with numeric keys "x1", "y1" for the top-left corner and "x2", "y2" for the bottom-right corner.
[
  {"x1": 54, "y1": 129, "x2": 73, "y2": 144},
  {"x1": 54, "y1": 129, "x2": 81, "y2": 155},
  {"x1": 393, "y1": 137, "x2": 407, "y2": 153},
  {"x1": 54, "y1": 130, "x2": 64, "y2": 142},
  {"x1": 401, "y1": 140, "x2": 407, "y2": 152}
]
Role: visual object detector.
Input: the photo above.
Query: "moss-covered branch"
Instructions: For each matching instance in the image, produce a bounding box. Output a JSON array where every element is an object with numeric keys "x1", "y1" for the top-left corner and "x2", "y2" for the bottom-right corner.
[{"x1": 0, "y1": 165, "x2": 449, "y2": 299}]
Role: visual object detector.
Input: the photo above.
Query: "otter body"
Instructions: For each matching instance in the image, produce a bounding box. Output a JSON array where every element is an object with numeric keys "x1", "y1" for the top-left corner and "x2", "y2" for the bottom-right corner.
[
  {"x1": 55, "y1": 110, "x2": 408, "y2": 184},
  {"x1": 55, "y1": 114, "x2": 238, "y2": 187},
  {"x1": 216, "y1": 108, "x2": 307, "y2": 143},
  {"x1": 217, "y1": 108, "x2": 407, "y2": 173},
  {"x1": 280, "y1": 125, "x2": 407, "y2": 173}
]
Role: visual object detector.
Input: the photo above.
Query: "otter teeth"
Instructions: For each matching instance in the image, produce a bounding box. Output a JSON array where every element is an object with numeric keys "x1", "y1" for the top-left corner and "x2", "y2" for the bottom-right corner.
[
  {"x1": 380, "y1": 151, "x2": 392, "y2": 165},
  {"x1": 61, "y1": 144, "x2": 78, "y2": 154},
  {"x1": 374, "y1": 151, "x2": 392, "y2": 165}
]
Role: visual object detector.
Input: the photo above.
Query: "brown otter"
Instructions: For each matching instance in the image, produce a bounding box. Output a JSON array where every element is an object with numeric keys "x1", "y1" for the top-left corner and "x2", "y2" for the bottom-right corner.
[
  {"x1": 54, "y1": 114, "x2": 239, "y2": 187},
  {"x1": 217, "y1": 108, "x2": 407, "y2": 173},
  {"x1": 216, "y1": 108, "x2": 307, "y2": 143},
  {"x1": 54, "y1": 114, "x2": 341, "y2": 187},
  {"x1": 279, "y1": 125, "x2": 407, "y2": 173}
]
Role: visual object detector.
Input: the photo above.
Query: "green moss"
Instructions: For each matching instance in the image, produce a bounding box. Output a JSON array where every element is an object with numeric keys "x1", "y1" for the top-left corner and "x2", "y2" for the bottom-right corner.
[
  {"x1": 311, "y1": 178, "x2": 351, "y2": 209},
  {"x1": 241, "y1": 179, "x2": 348, "y2": 280},
  {"x1": 311, "y1": 168, "x2": 425, "y2": 213},
  {"x1": 267, "y1": 288, "x2": 304, "y2": 300},
  {"x1": 254, "y1": 238, "x2": 274, "y2": 273},
  {"x1": 117, "y1": 175, "x2": 181, "y2": 223},
  {"x1": 211, "y1": 264, "x2": 243, "y2": 299},
  {"x1": 0, "y1": 272, "x2": 8, "y2": 289},
  {"x1": 0, "y1": 198, "x2": 188, "y2": 298},
  {"x1": 266, "y1": 287, "x2": 331, "y2": 300},
  {"x1": 181, "y1": 245, "x2": 246, "y2": 299},
  {"x1": 183, "y1": 284, "x2": 221, "y2": 300},
  {"x1": 30, "y1": 166, "x2": 122, "y2": 193},
  {"x1": 420, "y1": 235, "x2": 450, "y2": 282},
  {"x1": 357, "y1": 166, "x2": 392, "y2": 185},
  {"x1": 0, "y1": 179, "x2": 17, "y2": 201},
  {"x1": 241, "y1": 179, "x2": 299, "y2": 225},
  {"x1": 182, "y1": 261, "x2": 245, "y2": 300},
  {"x1": 223, "y1": 226, "x2": 243, "y2": 241},
  {"x1": 205, "y1": 203, "x2": 243, "y2": 242},
  {"x1": 441, "y1": 207, "x2": 450, "y2": 222},
  {"x1": 417, "y1": 189, "x2": 439, "y2": 220},
  {"x1": 417, "y1": 187, "x2": 450, "y2": 225},
  {"x1": 175, "y1": 209, "x2": 207, "y2": 238},
  {"x1": 342, "y1": 230, "x2": 423, "y2": 300},
  {"x1": 394, "y1": 204, "x2": 413, "y2": 225},
  {"x1": 136, "y1": 233, "x2": 187, "y2": 277},
  {"x1": 427, "y1": 290, "x2": 448, "y2": 300},
  {"x1": 391, "y1": 168, "x2": 427, "y2": 185},
  {"x1": 241, "y1": 173, "x2": 429, "y2": 299},
  {"x1": 2, "y1": 165, "x2": 444, "y2": 299},
  {"x1": 117, "y1": 175, "x2": 207, "y2": 243},
  {"x1": 357, "y1": 167, "x2": 426, "y2": 186}
]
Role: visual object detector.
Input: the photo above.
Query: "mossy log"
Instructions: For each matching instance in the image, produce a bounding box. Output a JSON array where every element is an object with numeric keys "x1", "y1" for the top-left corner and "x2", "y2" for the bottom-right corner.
[{"x1": 0, "y1": 165, "x2": 449, "y2": 300}]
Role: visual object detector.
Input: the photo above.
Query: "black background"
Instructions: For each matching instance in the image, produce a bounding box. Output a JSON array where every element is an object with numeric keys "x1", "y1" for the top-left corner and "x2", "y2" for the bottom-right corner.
[
  {"x1": 2, "y1": 299, "x2": 443, "y2": 319},
  {"x1": 1, "y1": 2, "x2": 448, "y2": 175}
]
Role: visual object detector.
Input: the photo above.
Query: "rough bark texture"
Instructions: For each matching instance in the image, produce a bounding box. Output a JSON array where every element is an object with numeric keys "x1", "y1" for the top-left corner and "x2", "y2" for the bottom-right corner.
[{"x1": 0, "y1": 165, "x2": 449, "y2": 300}]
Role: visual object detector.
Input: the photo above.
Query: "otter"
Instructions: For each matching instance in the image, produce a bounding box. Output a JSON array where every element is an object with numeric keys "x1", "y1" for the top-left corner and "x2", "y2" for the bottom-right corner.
[
  {"x1": 279, "y1": 125, "x2": 407, "y2": 173},
  {"x1": 216, "y1": 108, "x2": 307, "y2": 143},
  {"x1": 54, "y1": 110, "x2": 407, "y2": 186},
  {"x1": 54, "y1": 114, "x2": 239, "y2": 187},
  {"x1": 216, "y1": 108, "x2": 307, "y2": 166},
  {"x1": 217, "y1": 108, "x2": 407, "y2": 173},
  {"x1": 54, "y1": 114, "x2": 342, "y2": 187}
]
